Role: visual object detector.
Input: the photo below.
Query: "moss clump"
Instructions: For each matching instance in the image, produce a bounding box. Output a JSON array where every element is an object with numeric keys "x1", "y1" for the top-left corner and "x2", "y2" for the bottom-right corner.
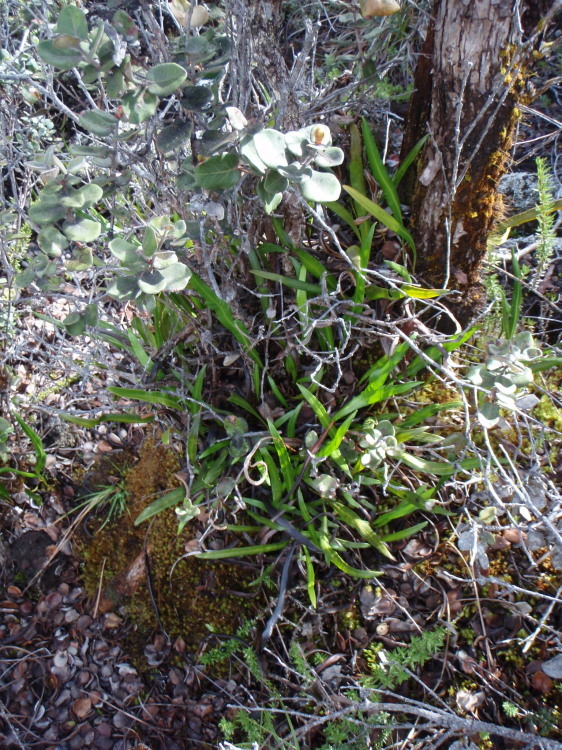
[
  {"x1": 534, "y1": 394, "x2": 562, "y2": 432},
  {"x1": 81, "y1": 438, "x2": 258, "y2": 661}
]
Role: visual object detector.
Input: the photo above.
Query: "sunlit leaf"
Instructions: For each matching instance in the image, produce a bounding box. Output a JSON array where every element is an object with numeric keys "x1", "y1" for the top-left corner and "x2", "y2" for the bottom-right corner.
[
  {"x1": 146, "y1": 62, "x2": 187, "y2": 96},
  {"x1": 194, "y1": 153, "x2": 240, "y2": 190}
]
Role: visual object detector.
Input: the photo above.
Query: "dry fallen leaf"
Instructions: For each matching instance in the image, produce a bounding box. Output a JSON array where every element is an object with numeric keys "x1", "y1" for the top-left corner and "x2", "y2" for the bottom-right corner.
[
  {"x1": 169, "y1": 0, "x2": 209, "y2": 28},
  {"x1": 456, "y1": 689, "x2": 485, "y2": 714},
  {"x1": 532, "y1": 670, "x2": 554, "y2": 694},
  {"x1": 541, "y1": 655, "x2": 562, "y2": 680},
  {"x1": 360, "y1": 0, "x2": 401, "y2": 18},
  {"x1": 72, "y1": 696, "x2": 92, "y2": 719}
]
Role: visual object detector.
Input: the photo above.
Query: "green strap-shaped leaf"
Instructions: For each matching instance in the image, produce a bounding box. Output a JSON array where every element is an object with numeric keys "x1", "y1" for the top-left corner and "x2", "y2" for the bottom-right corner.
[
  {"x1": 361, "y1": 117, "x2": 402, "y2": 221},
  {"x1": 343, "y1": 185, "x2": 415, "y2": 250}
]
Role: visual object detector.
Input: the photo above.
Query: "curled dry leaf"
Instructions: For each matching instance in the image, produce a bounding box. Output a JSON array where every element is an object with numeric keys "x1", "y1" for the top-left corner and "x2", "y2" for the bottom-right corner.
[{"x1": 456, "y1": 689, "x2": 485, "y2": 714}]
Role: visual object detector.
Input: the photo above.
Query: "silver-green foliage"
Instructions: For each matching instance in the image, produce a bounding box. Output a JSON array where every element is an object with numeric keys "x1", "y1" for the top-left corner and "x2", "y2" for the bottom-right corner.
[
  {"x1": 242, "y1": 123, "x2": 344, "y2": 209},
  {"x1": 467, "y1": 332, "x2": 541, "y2": 428},
  {"x1": 194, "y1": 123, "x2": 344, "y2": 209},
  {"x1": 107, "y1": 217, "x2": 192, "y2": 309},
  {"x1": 21, "y1": 5, "x2": 230, "y2": 300}
]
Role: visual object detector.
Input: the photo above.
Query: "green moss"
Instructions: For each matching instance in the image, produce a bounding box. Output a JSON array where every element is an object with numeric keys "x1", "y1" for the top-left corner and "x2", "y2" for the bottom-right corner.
[
  {"x1": 534, "y1": 394, "x2": 562, "y2": 432},
  {"x1": 80, "y1": 438, "x2": 259, "y2": 663}
]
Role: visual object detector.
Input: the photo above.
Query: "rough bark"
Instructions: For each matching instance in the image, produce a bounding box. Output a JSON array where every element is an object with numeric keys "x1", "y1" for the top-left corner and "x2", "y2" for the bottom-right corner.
[{"x1": 400, "y1": 0, "x2": 558, "y2": 324}]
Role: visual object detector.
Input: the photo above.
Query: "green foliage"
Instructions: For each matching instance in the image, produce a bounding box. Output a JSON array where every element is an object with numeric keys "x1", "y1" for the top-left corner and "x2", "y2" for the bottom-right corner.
[
  {"x1": 467, "y1": 332, "x2": 541, "y2": 428},
  {"x1": 534, "y1": 156, "x2": 557, "y2": 283},
  {"x1": 69, "y1": 482, "x2": 129, "y2": 530},
  {"x1": 0, "y1": 413, "x2": 47, "y2": 501},
  {"x1": 363, "y1": 627, "x2": 447, "y2": 690},
  {"x1": 107, "y1": 217, "x2": 193, "y2": 310},
  {"x1": 237, "y1": 123, "x2": 344, "y2": 208},
  {"x1": 0, "y1": 418, "x2": 14, "y2": 464},
  {"x1": 502, "y1": 701, "x2": 520, "y2": 718}
]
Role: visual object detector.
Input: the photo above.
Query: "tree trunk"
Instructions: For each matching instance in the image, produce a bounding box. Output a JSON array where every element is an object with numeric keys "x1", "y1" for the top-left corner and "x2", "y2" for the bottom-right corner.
[{"x1": 401, "y1": 0, "x2": 557, "y2": 324}]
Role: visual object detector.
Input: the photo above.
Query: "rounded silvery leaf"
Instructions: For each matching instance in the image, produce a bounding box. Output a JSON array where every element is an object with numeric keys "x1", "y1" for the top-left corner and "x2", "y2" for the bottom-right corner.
[
  {"x1": 284, "y1": 130, "x2": 308, "y2": 158},
  {"x1": 108, "y1": 237, "x2": 143, "y2": 267},
  {"x1": 521, "y1": 346, "x2": 542, "y2": 360},
  {"x1": 63, "y1": 312, "x2": 87, "y2": 336},
  {"x1": 62, "y1": 218, "x2": 101, "y2": 242},
  {"x1": 181, "y1": 85, "x2": 213, "y2": 111},
  {"x1": 83, "y1": 303, "x2": 99, "y2": 327},
  {"x1": 509, "y1": 366, "x2": 533, "y2": 387},
  {"x1": 106, "y1": 276, "x2": 139, "y2": 300},
  {"x1": 138, "y1": 270, "x2": 168, "y2": 294},
  {"x1": 477, "y1": 402, "x2": 500, "y2": 429},
  {"x1": 37, "y1": 40, "x2": 83, "y2": 69},
  {"x1": 360, "y1": 451, "x2": 382, "y2": 469},
  {"x1": 156, "y1": 121, "x2": 193, "y2": 153},
  {"x1": 122, "y1": 89, "x2": 158, "y2": 124},
  {"x1": 359, "y1": 433, "x2": 377, "y2": 449},
  {"x1": 29, "y1": 196, "x2": 67, "y2": 225},
  {"x1": 495, "y1": 376, "x2": 517, "y2": 395},
  {"x1": 299, "y1": 170, "x2": 341, "y2": 202},
  {"x1": 185, "y1": 35, "x2": 213, "y2": 61},
  {"x1": 239, "y1": 136, "x2": 267, "y2": 175},
  {"x1": 79, "y1": 109, "x2": 119, "y2": 137},
  {"x1": 277, "y1": 162, "x2": 313, "y2": 181},
  {"x1": 37, "y1": 226, "x2": 69, "y2": 257},
  {"x1": 253, "y1": 130, "x2": 289, "y2": 170},
  {"x1": 60, "y1": 189, "x2": 86, "y2": 208},
  {"x1": 106, "y1": 69, "x2": 125, "y2": 98},
  {"x1": 513, "y1": 331, "x2": 534, "y2": 351},
  {"x1": 263, "y1": 191, "x2": 283, "y2": 215},
  {"x1": 377, "y1": 420, "x2": 395, "y2": 437},
  {"x1": 485, "y1": 356, "x2": 504, "y2": 372},
  {"x1": 496, "y1": 392, "x2": 515, "y2": 410},
  {"x1": 153, "y1": 251, "x2": 179, "y2": 269},
  {"x1": 56, "y1": 5, "x2": 89, "y2": 39},
  {"x1": 457, "y1": 529, "x2": 476, "y2": 551},
  {"x1": 61, "y1": 183, "x2": 104, "y2": 208},
  {"x1": 66, "y1": 245, "x2": 93, "y2": 271},
  {"x1": 264, "y1": 170, "x2": 289, "y2": 194},
  {"x1": 194, "y1": 153, "x2": 240, "y2": 190},
  {"x1": 142, "y1": 226, "x2": 158, "y2": 256},
  {"x1": 314, "y1": 146, "x2": 344, "y2": 168},
  {"x1": 146, "y1": 62, "x2": 187, "y2": 96},
  {"x1": 77, "y1": 183, "x2": 104, "y2": 208},
  {"x1": 160, "y1": 262, "x2": 192, "y2": 291}
]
